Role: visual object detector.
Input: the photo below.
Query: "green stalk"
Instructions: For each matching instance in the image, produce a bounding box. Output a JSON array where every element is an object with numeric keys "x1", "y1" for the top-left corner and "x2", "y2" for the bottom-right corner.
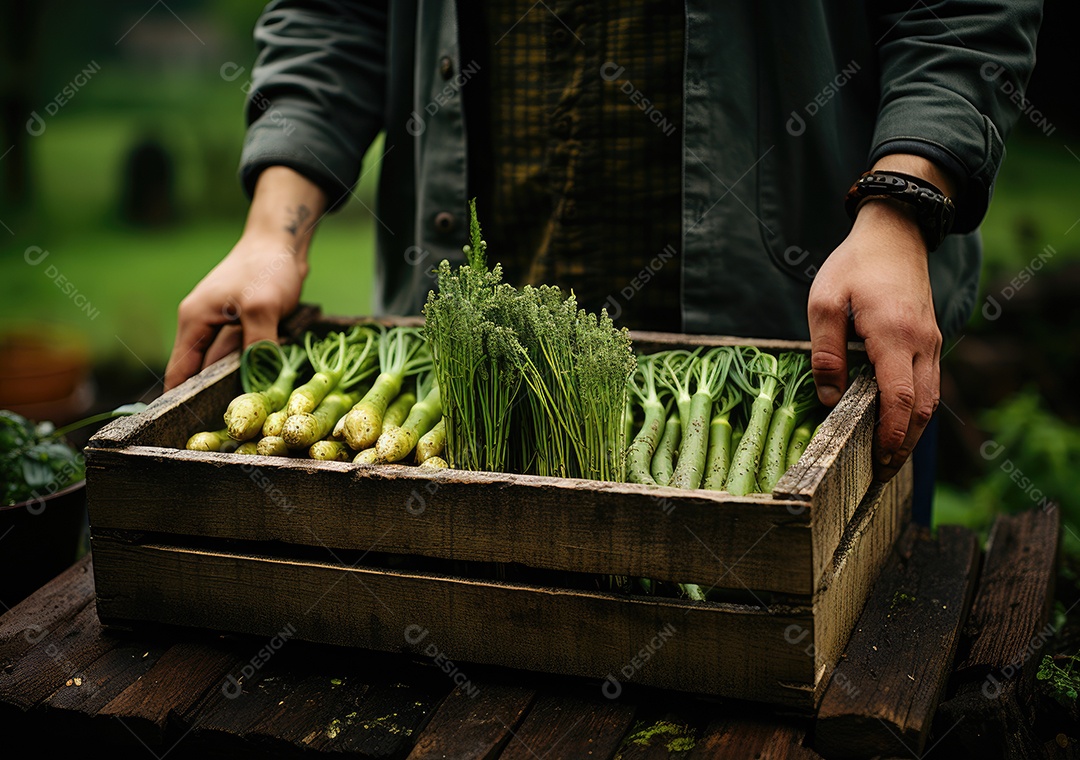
[
  {"x1": 381, "y1": 390, "x2": 417, "y2": 433},
  {"x1": 283, "y1": 389, "x2": 361, "y2": 449},
  {"x1": 416, "y1": 418, "x2": 446, "y2": 463},
  {"x1": 702, "y1": 388, "x2": 740, "y2": 491},
  {"x1": 626, "y1": 355, "x2": 669, "y2": 485},
  {"x1": 377, "y1": 383, "x2": 442, "y2": 463},
  {"x1": 757, "y1": 353, "x2": 817, "y2": 493},
  {"x1": 786, "y1": 420, "x2": 814, "y2": 470},
  {"x1": 227, "y1": 342, "x2": 307, "y2": 441},
  {"x1": 670, "y1": 348, "x2": 733, "y2": 490},
  {"x1": 286, "y1": 329, "x2": 376, "y2": 416},
  {"x1": 650, "y1": 412, "x2": 681, "y2": 486},
  {"x1": 343, "y1": 327, "x2": 430, "y2": 450},
  {"x1": 724, "y1": 348, "x2": 781, "y2": 496}
]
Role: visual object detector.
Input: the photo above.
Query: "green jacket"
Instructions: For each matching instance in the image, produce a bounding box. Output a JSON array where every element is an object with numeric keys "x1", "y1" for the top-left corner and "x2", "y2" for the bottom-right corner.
[{"x1": 240, "y1": 1, "x2": 1042, "y2": 339}]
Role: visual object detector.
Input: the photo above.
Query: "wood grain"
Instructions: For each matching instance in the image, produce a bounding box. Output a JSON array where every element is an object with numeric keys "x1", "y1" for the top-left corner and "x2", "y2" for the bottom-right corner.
[
  {"x1": 810, "y1": 462, "x2": 913, "y2": 704},
  {"x1": 86, "y1": 445, "x2": 812, "y2": 594},
  {"x1": 813, "y1": 524, "x2": 979, "y2": 758},
  {"x1": 932, "y1": 507, "x2": 1060, "y2": 760},
  {"x1": 0, "y1": 554, "x2": 94, "y2": 668},
  {"x1": 687, "y1": 715, "x2": 822, "y2": 759},
  {"x1": 97, "y1": 640, "x2": 243, "y2": 745},
  {"x1": 495, "y1": 692, "x2": 636, "y2": 760},
  {"x1": 91, "y1": 538, "x2": 819, "y2": 708},
  {"x1": 406, "y1": 683, "x2": 535, "y2": 760}
]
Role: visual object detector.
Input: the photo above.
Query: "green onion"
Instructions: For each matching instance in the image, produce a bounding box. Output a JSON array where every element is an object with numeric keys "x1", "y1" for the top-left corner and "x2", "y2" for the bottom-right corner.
[
  {"x1": 342, "y1": 327, "x2": 430, "y2": 451},
  {"x1": 724, "y1": 348, "x2": 781, "y2": 495}
]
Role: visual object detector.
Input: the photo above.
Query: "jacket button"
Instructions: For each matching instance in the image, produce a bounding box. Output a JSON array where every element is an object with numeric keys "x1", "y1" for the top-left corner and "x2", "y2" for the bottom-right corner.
[
  {"x1": 440, "y1": 56, "x2": 454, "y2": 81},
  {"x1": 552, "y1": 27, "x2": 569, "y2": 45},
  {"x1": 434, "y1": 212, "x2": 457, "y2": 233}
]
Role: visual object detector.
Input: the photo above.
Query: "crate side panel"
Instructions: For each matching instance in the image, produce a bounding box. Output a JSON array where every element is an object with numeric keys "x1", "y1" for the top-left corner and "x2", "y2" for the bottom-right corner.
[
  {"x1": 89, "y1": 356, "x2": 242, "y2": 450},
  {"x1": 776, "y1": 373, "x2": 878, "y2": 584},
  {"x1": 86, "y1": 446, "x2": 814, "y2": 594},
  {"x1": 810, "y1": 459, "x2": 913, "y2": 704},
  {"x1": 92, "y1": 539, "x2": 818, "y2": 708}
]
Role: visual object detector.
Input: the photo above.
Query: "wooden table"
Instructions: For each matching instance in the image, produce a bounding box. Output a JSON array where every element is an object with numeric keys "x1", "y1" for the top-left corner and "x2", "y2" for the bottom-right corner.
[{"x1": 0, "y1": 510, "x2": 1063, "y2": 759}]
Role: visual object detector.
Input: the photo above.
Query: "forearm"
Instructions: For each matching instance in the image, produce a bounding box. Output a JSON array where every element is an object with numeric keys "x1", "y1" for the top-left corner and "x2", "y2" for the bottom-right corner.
[{"x1": 242, "y1": 166, "x2": 328, "y2": 265}]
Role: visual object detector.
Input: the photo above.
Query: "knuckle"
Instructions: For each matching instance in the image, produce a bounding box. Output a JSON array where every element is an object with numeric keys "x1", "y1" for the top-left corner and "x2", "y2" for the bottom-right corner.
[
  {"x1": 911, "y1": 403, "x2": 935, "y2": 428},
  {"x1": 810, "y1": 349, "x2": 845, "y2": 375},
  {"x1": 884, "y1": 381, "x2": 917, "y2": 410}
]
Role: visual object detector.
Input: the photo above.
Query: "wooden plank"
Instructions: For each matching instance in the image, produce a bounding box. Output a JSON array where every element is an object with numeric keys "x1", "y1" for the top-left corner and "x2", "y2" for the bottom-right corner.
[
  {"x1": 0, "y1": 555, "x2": 93, "y2": 668},
  {"x1": 185, "y1": 651, "x2": 445, "y2": 758},
  {"x1": 406, "y1": 683, "x2": 535, "y2": 760},
  {"x1": 495, "y1": 692, "x2": 636, "y2": 760},
  {"x1": 813, "y1": 525, "x2": 980, "y2": 758},
  {"x1": 91, "y1": 538, "x2": 818, "y2": 707},
  {"x1": 810, "y1": 462, "x2": 913, "y2": 703},
  {"x1": 687, "y1": 715, "x2": 821, "y2": 759},
  {"x1": 97, "y1": 640, "x2": 243, "y2": 745},
  {"x1": 86, "y1": 446, "x2": 812, "y2": 594},
  {"x1": 932, "y1": 507, "x2": 1060, "y2": 760}
]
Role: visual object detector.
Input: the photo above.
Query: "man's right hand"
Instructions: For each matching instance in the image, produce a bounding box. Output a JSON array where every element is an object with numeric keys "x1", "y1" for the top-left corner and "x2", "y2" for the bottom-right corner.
[{"x1": 164, "y1": 166, "x2": 327, "y2": 391}]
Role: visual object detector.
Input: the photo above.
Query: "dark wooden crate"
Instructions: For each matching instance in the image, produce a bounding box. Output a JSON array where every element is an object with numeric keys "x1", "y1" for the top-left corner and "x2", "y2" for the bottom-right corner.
[{"x1": 86, "y1": 311, "x2": 910, "y2": 708}]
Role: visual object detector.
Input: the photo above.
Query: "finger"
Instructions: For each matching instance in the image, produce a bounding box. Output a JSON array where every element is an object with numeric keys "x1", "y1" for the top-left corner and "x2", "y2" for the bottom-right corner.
[
  {"x1": 868, "y1": 343, "x2": 917, "y2": 479},
  {"x1": 165, "y1": 301, "x2": 223, "y2": 390},
  {"x1": 202, "y1": 324, "x2": 244, "y2": 369},
  {"x1": 808, "y1": 290, "x2": 850, "y2": 407},
  {"x1": 877, "y1": 341, "x2": 940, "y2": 482},
  {"x1": 239, "y1": 301, "x2": 281, "y2": 348}
]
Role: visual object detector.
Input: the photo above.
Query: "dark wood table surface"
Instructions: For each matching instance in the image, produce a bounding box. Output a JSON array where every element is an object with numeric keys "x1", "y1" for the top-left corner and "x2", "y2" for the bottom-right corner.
[{"x1": 0, "y1": 509, "x2": 1064, "y2": 759}]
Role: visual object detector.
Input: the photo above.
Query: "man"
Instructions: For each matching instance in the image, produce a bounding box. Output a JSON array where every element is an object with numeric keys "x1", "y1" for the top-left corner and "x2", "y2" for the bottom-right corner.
[{"x1": 165, "y1": 1, "x2": 1041, "y2": 504}]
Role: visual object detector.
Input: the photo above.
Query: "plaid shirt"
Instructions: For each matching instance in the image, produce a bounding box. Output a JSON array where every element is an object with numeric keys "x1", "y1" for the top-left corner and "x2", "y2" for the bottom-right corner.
[{"x1": 467, "y1": 1, "x2": 684, "y2": 331}]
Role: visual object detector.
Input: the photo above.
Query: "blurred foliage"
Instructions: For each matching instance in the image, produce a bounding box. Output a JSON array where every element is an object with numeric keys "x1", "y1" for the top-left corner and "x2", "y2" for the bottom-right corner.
[{"x1": 934, "y1": 390, "x2": 1080, "y2": 556}]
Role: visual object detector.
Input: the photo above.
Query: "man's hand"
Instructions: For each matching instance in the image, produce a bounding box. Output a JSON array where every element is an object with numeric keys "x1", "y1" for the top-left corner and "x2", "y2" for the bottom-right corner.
[
  {"x1": 164, "y1": 167, "x2": 326, "y2": 391},
  {"x1": 808, "y1": 155, "x2": 953, "y2": 482}
]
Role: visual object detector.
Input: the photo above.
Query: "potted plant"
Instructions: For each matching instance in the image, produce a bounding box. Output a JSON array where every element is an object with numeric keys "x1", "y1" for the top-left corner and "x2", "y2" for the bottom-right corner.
[{"x1": 0, "y1": 404, "x2": 142, "y2": 607}]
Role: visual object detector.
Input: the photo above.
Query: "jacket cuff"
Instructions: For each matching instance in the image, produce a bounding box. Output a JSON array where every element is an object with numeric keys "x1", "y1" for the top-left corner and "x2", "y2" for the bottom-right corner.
[
  {"x1": 869, "y1": 113, "x2": 1003, "y2": 235},
  {"x1": 239, "y1": 98, "x2": 364, "y2": 213}
]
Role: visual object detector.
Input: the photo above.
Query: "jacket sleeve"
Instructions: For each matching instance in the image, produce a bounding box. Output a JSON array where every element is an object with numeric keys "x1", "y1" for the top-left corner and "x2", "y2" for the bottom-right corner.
[
  {"x1": 867, "y1": 0, "x2": 1043, "y2": 233},
  {"x1": 239, "y1": 0, "x2": 388, "y2": 211}
]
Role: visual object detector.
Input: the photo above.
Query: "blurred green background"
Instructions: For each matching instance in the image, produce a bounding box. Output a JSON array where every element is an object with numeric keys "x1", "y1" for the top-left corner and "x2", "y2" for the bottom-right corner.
[{"x1": 1, "y1": 0, "x2": 1078, "y2": 549}]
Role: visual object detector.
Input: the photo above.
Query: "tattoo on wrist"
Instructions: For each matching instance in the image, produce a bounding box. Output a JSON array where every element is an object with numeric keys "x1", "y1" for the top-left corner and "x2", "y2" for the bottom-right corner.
[{"x1": 284, "y1": 204, "x2": 311, "y2": 238}]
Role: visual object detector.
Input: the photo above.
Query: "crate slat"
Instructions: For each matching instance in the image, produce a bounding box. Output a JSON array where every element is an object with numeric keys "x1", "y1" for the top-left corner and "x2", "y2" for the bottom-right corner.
[{"x1": 92, "y1": 538, "x2": 819, "y2": 708}]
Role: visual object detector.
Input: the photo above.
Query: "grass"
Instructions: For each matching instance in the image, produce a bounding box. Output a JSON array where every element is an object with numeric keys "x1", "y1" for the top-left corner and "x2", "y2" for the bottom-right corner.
[{"x1": 0, "y1": 97, "x2": 378, "y2": 371}]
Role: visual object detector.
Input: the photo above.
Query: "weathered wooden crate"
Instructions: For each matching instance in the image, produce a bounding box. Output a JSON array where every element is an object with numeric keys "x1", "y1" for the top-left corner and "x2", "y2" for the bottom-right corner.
[{"x1": 86, "y1": 310, "x2": 911, "y2": 709}]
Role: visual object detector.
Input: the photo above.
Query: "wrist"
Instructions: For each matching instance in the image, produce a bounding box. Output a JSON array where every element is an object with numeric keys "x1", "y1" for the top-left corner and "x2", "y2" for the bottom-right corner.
[{"x1": 850, "y1": 198, "x2": 927, "y2": 256}]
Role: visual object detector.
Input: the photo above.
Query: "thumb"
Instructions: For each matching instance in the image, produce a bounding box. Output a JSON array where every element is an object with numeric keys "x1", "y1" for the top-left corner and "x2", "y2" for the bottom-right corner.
[{"x1": 808, "y1": 290, "x2": 850, "y2": 407}]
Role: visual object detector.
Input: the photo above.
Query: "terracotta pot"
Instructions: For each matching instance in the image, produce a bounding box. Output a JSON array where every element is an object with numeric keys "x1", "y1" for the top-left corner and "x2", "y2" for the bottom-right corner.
[
  {"x1": 0, "y1": 480, "x2": 87, "y2": 608},
  {"x1": 0, "y1": 326, "x2": 92, "y2": 425}
]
